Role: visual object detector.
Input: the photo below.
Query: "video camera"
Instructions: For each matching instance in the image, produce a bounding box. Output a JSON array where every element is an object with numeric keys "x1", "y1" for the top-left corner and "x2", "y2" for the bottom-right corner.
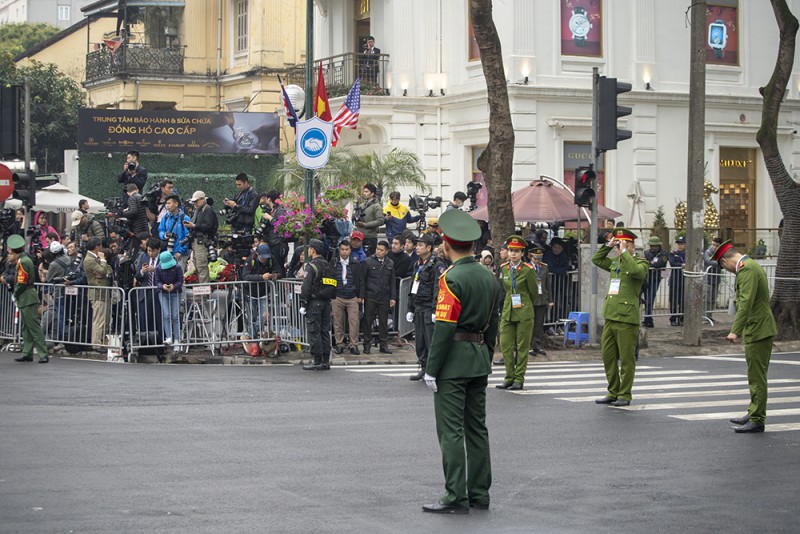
[
  {"x1": 466, "y1": 181, "x2": 483, "y2": 211},
  {"x1": 408, "y1": 194, "x2": 442, "y2": 213},
  {"x1": 0, "y1": 208, "x2": 14, "y2": 228}
]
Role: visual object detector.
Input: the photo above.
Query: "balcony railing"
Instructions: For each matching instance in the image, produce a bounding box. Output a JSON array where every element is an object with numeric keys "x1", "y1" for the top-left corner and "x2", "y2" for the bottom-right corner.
[
  {"x1": 286, "y1": 52, "x2": 391, "y2": 97},
  {"x1": 85, "y1": 45, "x2": 185, "y2": 83}
]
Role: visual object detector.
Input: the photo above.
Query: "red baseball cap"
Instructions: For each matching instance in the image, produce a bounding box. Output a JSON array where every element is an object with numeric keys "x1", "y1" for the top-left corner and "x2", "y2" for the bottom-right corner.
[{"x1": 350, "y1": 231, "x2": 364, "y2": 240}]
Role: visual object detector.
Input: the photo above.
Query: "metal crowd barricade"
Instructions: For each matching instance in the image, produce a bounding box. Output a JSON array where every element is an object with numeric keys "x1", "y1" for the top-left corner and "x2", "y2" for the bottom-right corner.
[
  {"x1": 269, "y1": 278, "x2": 309, "y2": 348},
  {"x1": 0, "y1": 284, "x2": 21, "y2": 348},
  {"x1": 127, "y1": 280, "x2": 281, "y2": 359},
  {"x1": 36, "y1": 282, "x2": 126, "y2": 354},
  {"x1": 396, "y1": 276, "x2": 414, "y2": 340},
  {"x1": 543, "y1": 270, "x2": 580, "y2": 328}
]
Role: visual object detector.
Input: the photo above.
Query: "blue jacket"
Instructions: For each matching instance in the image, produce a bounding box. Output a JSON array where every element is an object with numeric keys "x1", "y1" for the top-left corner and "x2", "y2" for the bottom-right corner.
[
  {"x1": 158, "y1": 209, "x2": 190, "y2": 257},
  {"x1": 350, "y1": 246, "x2": 367, "y2": 263}
]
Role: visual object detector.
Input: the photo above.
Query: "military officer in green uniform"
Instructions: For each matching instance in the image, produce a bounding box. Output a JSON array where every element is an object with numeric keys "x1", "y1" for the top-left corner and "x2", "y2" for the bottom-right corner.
[
  {"x1": 7, "y1": 234, "x2": 49, "y2": 363},
  {"x1": 592, "y1": 228, "x2": 649, "y2": 406},
  {"x1": 713, "y1": 241, "x2": 777, "y2": 433},
  {"x1": 422, "y1": 209, "x2": 500, "y2": 514},
  {"x1": 496, "y1": 236, "x2": 538, "y2": 390}
]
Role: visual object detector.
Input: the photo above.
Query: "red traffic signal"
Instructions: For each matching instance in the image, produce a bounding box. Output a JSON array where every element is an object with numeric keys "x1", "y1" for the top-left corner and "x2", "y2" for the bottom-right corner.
[
  {"x1": 574, "y1": 166, "x2": 596, "y2": 207},
  {"x1": 12, "y1": 169, "x2": 36, "y2": 206}
]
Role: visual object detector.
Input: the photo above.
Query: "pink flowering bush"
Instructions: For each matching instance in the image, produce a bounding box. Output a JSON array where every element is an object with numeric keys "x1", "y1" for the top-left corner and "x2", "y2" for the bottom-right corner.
[{"x1": 274, "y1": 191, "x2": 348, "y2": 241}]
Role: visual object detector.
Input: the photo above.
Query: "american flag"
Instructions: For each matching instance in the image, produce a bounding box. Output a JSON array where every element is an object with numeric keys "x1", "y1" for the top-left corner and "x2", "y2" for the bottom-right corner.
[
  {"x1": 332, "y1": 77, "x2": 361, "y2": 147},
  {"x1": 277, "y1": 75, "x2": 299, "y2": 129}
]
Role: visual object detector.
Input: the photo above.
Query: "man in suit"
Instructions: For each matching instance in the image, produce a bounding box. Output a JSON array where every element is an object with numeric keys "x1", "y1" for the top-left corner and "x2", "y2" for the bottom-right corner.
[
  {"x1": 422, "y1": 209, "x2": 500, "y2": 514},
  {"x1": 714, "y1": 241, "x2": 777, "y2": 433},
  {"x1": 592, "y1": 228, "x2": 650, "y2": 406},
  {"x1": 528, "y1": 247, "x2": 553, "y2": 356},
  {"x1": 496, "y1": 236, "x2": 538, "y2": 390},
  {"x1": 360, "y1": 35, "x2": 381, "y2": 83},
  {"x1": 83, "y1": 237, "x2": 113, "y2": 349},
  {"x1": 134, "y1": 237, "x2": 165, "y2": 361}
]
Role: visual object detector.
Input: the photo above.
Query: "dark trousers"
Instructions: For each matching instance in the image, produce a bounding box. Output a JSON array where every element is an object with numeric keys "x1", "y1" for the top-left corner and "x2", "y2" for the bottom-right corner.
[
  {"x1": 269, "y1": 242, "x2": 288, "y2": 278},
  {"x1": 434, "y1": 375, "x2": 492, "y2": 508},
  {"x1": 642, "y1": 277, "x2": 662, "y2": 324},
  {"x1": 531, "y1": 304, "x2": 547, "y2": 351},
  {"x1": 363, "y1": 298, "x2": 389, "y2": 347},
  {"x1": 413, "y1": 307, "x2": 435, "y2": 369},
  {"x1": 669, "y1": 271, "x2": 684, "y2": 323},
  {"x1": 307, "y1": 299, "x2": 332, "y2": 364}
]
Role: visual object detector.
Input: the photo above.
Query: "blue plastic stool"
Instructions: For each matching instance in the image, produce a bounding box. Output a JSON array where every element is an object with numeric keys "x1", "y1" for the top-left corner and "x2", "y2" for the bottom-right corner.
[{"x1": 561, "y1": 312, "x2": 590, "y2": 347}]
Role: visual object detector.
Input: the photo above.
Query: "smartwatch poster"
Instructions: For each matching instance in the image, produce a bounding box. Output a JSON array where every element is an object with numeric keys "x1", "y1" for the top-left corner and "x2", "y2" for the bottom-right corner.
[
  {"x1": 560, "y1": 0, "x2": 602, "y2": 57},
  {"x1": 706, "y1": 1, "x2": 739, "y2": 66}
]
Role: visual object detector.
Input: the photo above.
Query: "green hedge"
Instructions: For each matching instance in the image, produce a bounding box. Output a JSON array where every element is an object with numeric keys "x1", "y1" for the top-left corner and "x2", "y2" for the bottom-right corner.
[{"x1": 78, "y1": 152, "x2": 283, "y2": 205}]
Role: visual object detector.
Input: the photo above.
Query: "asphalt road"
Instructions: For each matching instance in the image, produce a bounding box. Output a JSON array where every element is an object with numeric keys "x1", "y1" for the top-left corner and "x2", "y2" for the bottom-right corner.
[{"x1": 1, "y1": 352, "x2": 799, "y2": 534}]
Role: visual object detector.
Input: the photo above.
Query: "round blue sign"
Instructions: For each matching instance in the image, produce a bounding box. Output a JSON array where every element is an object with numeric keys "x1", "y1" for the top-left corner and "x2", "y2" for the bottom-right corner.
[{"x1": 299, "y1": 128, "x2": 327, "y2": 158}]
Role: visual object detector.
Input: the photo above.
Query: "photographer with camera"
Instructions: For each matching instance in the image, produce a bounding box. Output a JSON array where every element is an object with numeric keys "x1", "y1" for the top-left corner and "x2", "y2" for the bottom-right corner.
[
  {"x1": 122, "y1": 183, "x2": 150, "y2": 237},
  {"x1": 222, "y1": 173, "x2": 259, "y2": 234},
  {"x1": 158, "y1": 194, "x2": 190, "y2": 269},
  {"x1": 241, "y1": 244, "x2": 280, "y2": 339},
  {"x1": 147, "y1": 178, "x2": 175, "y2": 235},
  {"x1": 352, "y1": 183, "x2": 383, "y2": 256},
  {"x1": 183, "y1": 190, "x2": 218, "y2": 284},
  {"x1": 383, "y1": 191, "x2": 420, "y2": 242},
  {"x1": 254, "y1": 190, "x2": 288, "y2": 277},
  {"x1": 445, "y1": 191, "x2": 467, "y2": 212},
  {"x1": 117, "y1": 150, "x2": 148, "y2": 195}
]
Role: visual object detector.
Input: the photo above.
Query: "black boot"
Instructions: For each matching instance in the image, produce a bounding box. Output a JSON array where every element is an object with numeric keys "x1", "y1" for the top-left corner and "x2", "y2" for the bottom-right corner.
[
  {"x1": 303, "y1": 358, "x2": 322, "y2": 370},
  {"x1": 317, "y1": 356, "x2": 331, "y2": 371},
  {"x1": 410, "y1": 369, "x2": 425, "y2": 381}
]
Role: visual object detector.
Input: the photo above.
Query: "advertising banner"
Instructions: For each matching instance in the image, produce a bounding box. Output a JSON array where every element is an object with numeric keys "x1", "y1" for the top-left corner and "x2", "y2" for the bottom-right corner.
[
  {"x1": 295, "y1": 117, "x2": 334, "y2": 170},
  {"x1": 706, "y1": 1, "x2": 739, "y2": 66},
  {"x1": 78, "y1": 109, "x2": 279, "y2": 154},
  {"x1": 560, "y1": 0, "x2": 603, "y2": 57}
]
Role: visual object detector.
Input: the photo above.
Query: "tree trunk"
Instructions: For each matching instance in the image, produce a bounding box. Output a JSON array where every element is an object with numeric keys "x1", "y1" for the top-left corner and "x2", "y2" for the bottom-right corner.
[
  {"x1": 470, "y1": 0, "x2": 515, "y2": 247},
  {"x1": 759, "y1": 1, "x2": 800, "y2": 340}
]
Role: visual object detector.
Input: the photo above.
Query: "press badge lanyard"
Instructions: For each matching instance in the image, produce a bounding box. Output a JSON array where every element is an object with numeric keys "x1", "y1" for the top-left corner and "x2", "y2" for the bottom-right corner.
[
  {"x1": 510, "y1": 263, "x2": 522, "y2": 308},
  {"x1": 411, "y1": 264, "x2": 422, "y2": 294},
  {"x1": 608, "y1": 263, "x2": 621, "y2": 295},
  {"x1": 239, "y1": 190, "x2": 250, "y2": 207}
]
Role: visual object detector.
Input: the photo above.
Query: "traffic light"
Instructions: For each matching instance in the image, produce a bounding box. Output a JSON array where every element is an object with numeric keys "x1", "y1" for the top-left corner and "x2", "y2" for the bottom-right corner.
[
  {"x1": 12, "y1": 169, "x2": 36, "y2": 206},
  {"x1": 574, "y1": 166, "x2": 596, "y2": 207},
  {"x1": 597, "y1": 76, "x2": 632, "y2": 151},
  {"x1": 0, "y1": 85, "x2": 22, "y2": 157}
]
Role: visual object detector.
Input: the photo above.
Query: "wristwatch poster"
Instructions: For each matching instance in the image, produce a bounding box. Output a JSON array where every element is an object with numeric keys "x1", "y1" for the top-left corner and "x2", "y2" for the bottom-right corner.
[
  {"x1": 569, "y1": 7, "x2": 592, "y2": 47},
  {"x1": 708, "y1": 19, "x2": 727, "y2": 59},
  {"x1": 561, "y1": 1, "x2": 601, "y2": 57}
]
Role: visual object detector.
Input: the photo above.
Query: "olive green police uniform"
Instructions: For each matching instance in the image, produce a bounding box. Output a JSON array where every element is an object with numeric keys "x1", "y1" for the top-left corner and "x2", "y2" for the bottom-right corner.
[
  {"x1": 424, "y1": 209, "x2": 500, "y2": 513},
  {"x1": 8, "y1": 235, "x2": 48, "y2": 363},
  {"x1": 713, "y1": 241, "x2": 777, "y2": 429},
  {"x1": 592, "y1": 229, "x2": 649, "y2": 404},
  {"x1": 497, "y1": 236, "x2": 538, "y2": 389}
]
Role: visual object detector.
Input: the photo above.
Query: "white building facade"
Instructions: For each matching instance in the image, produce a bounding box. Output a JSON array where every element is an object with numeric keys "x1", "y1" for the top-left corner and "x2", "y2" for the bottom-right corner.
[
  {"x1": 0, "y1": 0, "x2": 95, "y2": 28},
  {"x1": 315, "y1": 0, "x2": 800, "y2": 251}
]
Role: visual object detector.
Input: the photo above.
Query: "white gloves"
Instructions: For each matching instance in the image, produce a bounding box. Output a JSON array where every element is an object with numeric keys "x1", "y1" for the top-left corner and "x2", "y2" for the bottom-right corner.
[
  {"x1": 431, "y1": 313, "x2": 436, "y2": 323},
  {"x1": 423, "y1": 373, "x2": 438, "y2": 393},
  {"x1": 299, "y1": 307, "x2": 306, "y2": 315},
  {"x1": 406, "y1": 312, "x2": 414, "y2": 323}
]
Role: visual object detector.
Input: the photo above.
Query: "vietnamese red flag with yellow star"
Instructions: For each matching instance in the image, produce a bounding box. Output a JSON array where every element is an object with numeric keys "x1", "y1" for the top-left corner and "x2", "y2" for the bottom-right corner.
[{"x1": 314, "y1": 62, "x2": 332, "y2": 122}]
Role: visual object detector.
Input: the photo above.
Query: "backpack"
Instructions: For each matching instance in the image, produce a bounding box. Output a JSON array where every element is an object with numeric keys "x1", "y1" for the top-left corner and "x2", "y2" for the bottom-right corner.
[{"x1": 309, "y1": 259, "x2": 337, "y2": 300}]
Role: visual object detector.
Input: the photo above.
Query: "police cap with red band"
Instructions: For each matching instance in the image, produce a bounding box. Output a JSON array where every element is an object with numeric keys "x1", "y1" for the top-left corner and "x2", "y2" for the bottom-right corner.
[
  {"x1": 612, "y1": 228, "x2": 638, "y2": 242},
  {"x1": 710, "y1": 240, "x2": 734, "y2": 263},
  {"x1": 505, "y1": 235, "x2": 527, "y2": 250},
  {"x1": 439, "y1": 208, "x2": 481, "y2": 247}
]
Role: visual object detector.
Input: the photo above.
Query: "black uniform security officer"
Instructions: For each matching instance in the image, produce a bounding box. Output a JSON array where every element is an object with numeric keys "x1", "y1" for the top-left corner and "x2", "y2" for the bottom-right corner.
[{"x1": 300, "y1": 239, "x2": 337, "y2": 371}]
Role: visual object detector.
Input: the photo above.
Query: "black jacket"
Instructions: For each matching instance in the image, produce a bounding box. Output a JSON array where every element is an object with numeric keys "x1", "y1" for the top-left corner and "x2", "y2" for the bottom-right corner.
[
  {"x1": 191, "y1": 203, "x2": 218, "y2": 239},
  {"x1": 117, "y1": 165, "x2": 148, "y2": 191},
  {"x1": 241, "y1": 253, "x2": 279, "y2": 297},
  {"x1": 360, "y1": 255, "x2": 396, "y2": 302},
  {"x1": 389, "y1": 250, "x2": 412, "y2": 279},
  {"x1": 330, "y1": 255, "x2": 362, "y2": 299},
  {"x1": 231, "y1": 186, "x2": 259, "y2": 231},
  {"x1": 123, "y1": 192, "x2": 150, "y2": 235},
  {"x1": 300, "y1": 256, "x2": 333, "y2": 306},
  {"x1": 409, "y1": 254, "x2": 447, "y2": 312}
]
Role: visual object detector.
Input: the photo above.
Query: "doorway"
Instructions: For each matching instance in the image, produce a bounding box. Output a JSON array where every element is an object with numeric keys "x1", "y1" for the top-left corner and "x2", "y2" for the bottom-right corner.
[{"x1": 718, "y1": 147, "x2": 756, "y2": 250}]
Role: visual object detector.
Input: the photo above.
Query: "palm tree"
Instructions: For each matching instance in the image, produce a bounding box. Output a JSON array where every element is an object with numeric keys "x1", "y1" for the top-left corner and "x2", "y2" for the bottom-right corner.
[{"x1": 272, "y1": 147, "x2": 430, "y2": 199}]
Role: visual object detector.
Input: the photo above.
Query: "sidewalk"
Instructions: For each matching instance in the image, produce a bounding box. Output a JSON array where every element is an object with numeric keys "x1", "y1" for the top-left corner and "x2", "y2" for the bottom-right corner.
[{"x1": 109, "y1": 313, "x2": 799, "y2": 365}]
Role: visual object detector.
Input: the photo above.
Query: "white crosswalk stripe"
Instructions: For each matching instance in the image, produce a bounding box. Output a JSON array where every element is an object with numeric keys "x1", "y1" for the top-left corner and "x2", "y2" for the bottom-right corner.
[{"x1": 341, "y1": 360, "x2": 800, "y2": 432}]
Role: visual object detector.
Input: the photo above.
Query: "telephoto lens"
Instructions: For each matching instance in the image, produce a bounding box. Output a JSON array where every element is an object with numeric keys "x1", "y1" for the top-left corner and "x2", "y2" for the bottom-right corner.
[{"x1": 208, "y1": 242, "x2": 218, "y2": 263}]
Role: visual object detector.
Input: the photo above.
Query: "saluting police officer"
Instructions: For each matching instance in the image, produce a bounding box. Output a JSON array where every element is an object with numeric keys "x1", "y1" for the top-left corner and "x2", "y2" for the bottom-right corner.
[
  {"x1": 592, "y1": 228, "x2": 650, "y2": 406},
  {"x1": 496, "y1": 236, "x2": 538, "y2": 391},
  {"x1": 714, "y1": 240, "x2": 777, "y2": 433},
  {"x1": 300, "y1": 239, "x2": 337, "y2": 371},
  {"x1": 422, "y1": 209, "x2": 500, "y2": 514},
  {"x1": 8, "y1": 235, "x2": 49, "y2": 363},
  {"x1": 407, "y1": 233, "x2": 447, "y2": 381}
]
